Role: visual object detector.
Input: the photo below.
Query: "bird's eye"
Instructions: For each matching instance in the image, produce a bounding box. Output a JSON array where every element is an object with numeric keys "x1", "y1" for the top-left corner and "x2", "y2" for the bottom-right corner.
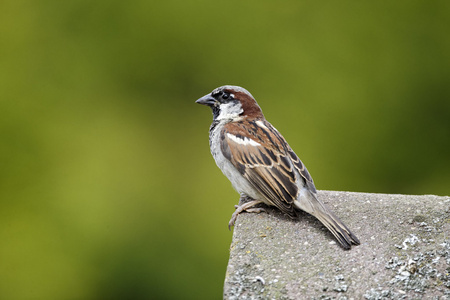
[{"x1": 222, "y1": 92, "x2": 230, "y2": 100}]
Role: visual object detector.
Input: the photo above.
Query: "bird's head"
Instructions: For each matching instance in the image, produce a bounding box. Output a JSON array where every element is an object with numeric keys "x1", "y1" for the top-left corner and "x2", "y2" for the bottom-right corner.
[{"x1": 196, "y1": 85, "x2": 264, "y2": 121}]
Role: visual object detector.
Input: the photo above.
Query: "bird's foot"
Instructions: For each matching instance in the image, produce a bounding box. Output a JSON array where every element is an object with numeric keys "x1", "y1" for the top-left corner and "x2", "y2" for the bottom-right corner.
[{"x1": 228, "y1": 200, "x2": 264, "y2": 230}]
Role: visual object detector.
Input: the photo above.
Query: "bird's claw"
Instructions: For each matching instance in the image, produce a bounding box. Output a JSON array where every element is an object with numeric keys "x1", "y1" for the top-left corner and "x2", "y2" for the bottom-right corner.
[
  {"x1": 228, "y1": 200, "x2": 265, "y2": 231},
  {"x1": 246, "y1": 207, "x2": 265, "y2": 214},
  {"x1": 228, "y1": 211, "x2": 238, "y2": 230}
]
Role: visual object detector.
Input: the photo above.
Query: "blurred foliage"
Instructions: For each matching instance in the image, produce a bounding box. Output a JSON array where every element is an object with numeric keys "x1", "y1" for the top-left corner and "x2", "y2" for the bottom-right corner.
[{"x1": 0, "y1": 0, "x2": 449, "y2": 299}]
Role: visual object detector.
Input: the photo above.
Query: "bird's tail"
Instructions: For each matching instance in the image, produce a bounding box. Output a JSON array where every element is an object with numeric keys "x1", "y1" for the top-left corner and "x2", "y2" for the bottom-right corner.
[{"x1": 295, "y1": 190, "x2": 360, "y2": 250}]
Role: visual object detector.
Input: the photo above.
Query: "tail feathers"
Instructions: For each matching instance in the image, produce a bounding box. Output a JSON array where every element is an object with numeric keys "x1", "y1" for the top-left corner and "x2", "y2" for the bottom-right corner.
[
  {"x1": 314, "y1": 207, "x2": 360, "y2": 250},
  {"x1": 295, "y1": 191, "x2": 360, "y2": 250}
]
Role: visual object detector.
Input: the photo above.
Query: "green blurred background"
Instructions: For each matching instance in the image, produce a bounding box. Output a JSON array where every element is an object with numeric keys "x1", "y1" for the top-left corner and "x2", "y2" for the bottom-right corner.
[{"x1": 0, "y1": 0, "x2": 449, "y2": 299}]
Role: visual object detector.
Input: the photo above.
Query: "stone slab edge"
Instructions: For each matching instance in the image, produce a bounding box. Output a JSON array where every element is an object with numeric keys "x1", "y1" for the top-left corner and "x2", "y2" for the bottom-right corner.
[{"x1": 224, "y1": 191, "x2": 450, "y2": 299}]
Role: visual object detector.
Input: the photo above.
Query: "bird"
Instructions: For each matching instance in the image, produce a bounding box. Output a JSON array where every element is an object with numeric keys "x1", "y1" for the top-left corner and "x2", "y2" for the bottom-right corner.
[{"x1": 195, "y1": 85, "x2": 360, "y2": 250}]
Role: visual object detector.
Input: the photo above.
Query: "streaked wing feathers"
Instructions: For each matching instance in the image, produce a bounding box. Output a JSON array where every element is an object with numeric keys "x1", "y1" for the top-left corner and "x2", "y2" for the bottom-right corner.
[
  {"x1": 287, "y1": 147, "x2": 316, "y2": 193},
  {"x1": 221, "y1": 119, "x2": 315, "y2": 217}
]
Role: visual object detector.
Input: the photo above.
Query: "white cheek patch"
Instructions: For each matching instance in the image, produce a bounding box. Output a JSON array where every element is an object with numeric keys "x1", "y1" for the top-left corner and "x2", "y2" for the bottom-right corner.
[
  {"x1": 217, "y1": 102, "x2": 243, "y2": 121},
  {"x1": 227, "y1": 133, "x2": 261, "y2": 146}
]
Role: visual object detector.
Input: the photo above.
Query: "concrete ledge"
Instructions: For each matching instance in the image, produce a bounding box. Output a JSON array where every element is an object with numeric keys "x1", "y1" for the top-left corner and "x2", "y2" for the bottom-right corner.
[{"x1": 224, "y1": 191, "x2": 450, "y2": 299}]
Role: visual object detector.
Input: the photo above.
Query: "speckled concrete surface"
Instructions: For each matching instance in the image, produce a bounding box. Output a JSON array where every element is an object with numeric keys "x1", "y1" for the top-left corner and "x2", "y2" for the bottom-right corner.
[{"x1": 224, "y1": 191, "x2": 450, "y2": 299}]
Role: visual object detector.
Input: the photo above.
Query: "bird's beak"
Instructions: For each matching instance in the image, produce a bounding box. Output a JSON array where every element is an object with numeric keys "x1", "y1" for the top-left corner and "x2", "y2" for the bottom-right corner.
[{"x1": 195, "y1": 94, "x2": 216, "y2": 106}]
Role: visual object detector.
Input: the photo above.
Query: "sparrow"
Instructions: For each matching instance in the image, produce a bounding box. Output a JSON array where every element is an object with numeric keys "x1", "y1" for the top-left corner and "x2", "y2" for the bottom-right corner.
[{"x1": 196, "y1": 85, "x2": 360, "y2": 250}]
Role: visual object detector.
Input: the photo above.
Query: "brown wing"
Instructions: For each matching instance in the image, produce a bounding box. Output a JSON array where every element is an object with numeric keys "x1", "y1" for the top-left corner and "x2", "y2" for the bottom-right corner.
[
  {"x1": 221, "y1": 119, "x2": 315, "y2": 217},
  {"x1": 286, "y1": 143, "x2": 317, "y2": 194}
]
